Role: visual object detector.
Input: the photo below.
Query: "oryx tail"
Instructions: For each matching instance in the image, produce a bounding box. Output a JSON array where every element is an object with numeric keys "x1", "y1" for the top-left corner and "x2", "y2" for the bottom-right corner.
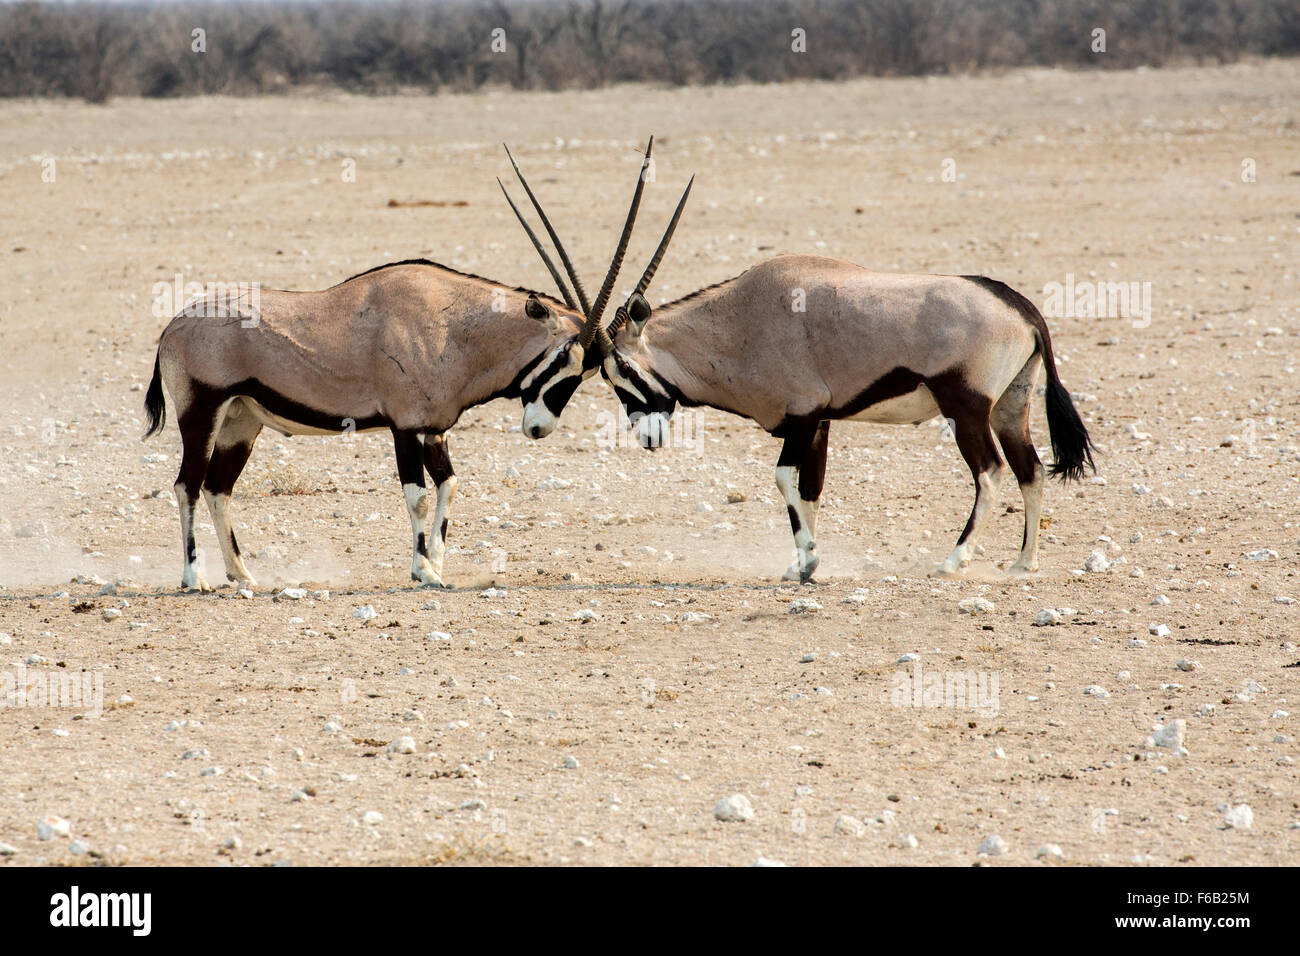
[
  {"x1": 144, "y1": 352, "x2": 166, "y2": 439},
  {"x1": 965, "y1": 276, "x2": 1095, "y2": 482}
]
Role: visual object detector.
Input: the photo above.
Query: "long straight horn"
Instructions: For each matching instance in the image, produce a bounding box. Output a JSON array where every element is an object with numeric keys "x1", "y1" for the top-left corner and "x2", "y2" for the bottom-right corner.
[
  {"x1": 584, "y1": 136, "x2": 653, "y2": 346},
  {"x1": 498, "y1": 178, "x2": 577, "y2": 311},
  {"x1": 503, "y1": 143, "x2": 591, "y2": 315},
  {"x1": 605, "y1": 175, "x2": 694, "y2": 338}
]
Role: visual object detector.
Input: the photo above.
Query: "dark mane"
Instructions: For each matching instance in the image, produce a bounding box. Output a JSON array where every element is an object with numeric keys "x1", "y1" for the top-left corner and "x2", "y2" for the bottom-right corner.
[
  {"x1": 655, "y1": 267, "x2": 751, "y2": 311},
  {"x1": 334, "y1": 258, "x2": 569, "y2": 309}
]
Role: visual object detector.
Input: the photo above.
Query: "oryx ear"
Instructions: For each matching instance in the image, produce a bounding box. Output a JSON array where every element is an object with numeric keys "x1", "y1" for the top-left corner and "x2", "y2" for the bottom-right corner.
[
  {"x1": 525, "y1": 293, "x2": 560, "y2": 333},
  {"x1": 625, "y1": 292, "x2": 652, "y2": 338}
]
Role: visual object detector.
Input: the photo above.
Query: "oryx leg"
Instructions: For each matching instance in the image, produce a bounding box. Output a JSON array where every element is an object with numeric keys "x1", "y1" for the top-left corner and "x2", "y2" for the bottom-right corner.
[
  {"x1": 935, "y1": 392, "x2": 1004, "y2": 576},
  {"x1": 992, "y1": 356, "x2": 1046, "y2": 574},
  {"x1": 174, "y1": 397, "x2": 222, "y2": 592},
  {"x1": 776, "y1": 420, "x2": 830, "y2": 583},
  {"x1": 201, "y1": 398, "x2": 262, "y2": 588},
  {"x1": 422, "y1": 433, "x2": 458, "y2": 582},
  {"x1": 393, "y1": 429, "x2": 443, "y2": 588}
]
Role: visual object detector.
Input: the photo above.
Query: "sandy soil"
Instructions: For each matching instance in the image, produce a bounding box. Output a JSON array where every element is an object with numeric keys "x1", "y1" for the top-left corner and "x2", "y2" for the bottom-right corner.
[{"x1": 1, "y1": 60, "x2": 1298, "y2": 866}]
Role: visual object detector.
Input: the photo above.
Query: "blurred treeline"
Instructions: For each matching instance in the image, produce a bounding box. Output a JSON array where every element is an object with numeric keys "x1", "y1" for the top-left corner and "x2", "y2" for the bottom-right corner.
[{"x1": 2, "y1": 0, "x2": 1297, "y2": 102}]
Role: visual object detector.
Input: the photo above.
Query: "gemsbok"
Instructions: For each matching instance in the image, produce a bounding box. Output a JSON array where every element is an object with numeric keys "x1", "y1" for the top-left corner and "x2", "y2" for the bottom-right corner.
[
  {"x1": 142, "y1": 142, "x2": 670, "y2": 592},
  {"x1": 591, "y1": 252, "x2": 1096, "y2": 581}
]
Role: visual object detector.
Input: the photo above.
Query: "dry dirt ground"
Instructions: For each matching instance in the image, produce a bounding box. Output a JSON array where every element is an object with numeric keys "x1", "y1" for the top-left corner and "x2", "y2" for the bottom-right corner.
[{"x1": 1, "y1": 61, "x2": 1298, "y2": 867}]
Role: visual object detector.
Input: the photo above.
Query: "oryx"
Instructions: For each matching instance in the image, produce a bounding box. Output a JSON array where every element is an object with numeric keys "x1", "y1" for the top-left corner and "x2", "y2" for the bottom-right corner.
[
  {"x1": 593, "y1": 250, "x2": 1096, "y2": 581},
  {"x1": 141, "y1": 143, "x2": 662, "y2": 592}
]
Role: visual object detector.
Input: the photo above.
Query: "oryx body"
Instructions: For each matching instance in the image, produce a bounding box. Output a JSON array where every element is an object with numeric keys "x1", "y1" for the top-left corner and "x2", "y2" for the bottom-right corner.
[
  {"x1": 144, "y1": 261, "x2": 588, "y2": 591},
  {"x1": 144, "y1": 139, "x2": 676, "y2": 593},
  {"x1": 599, "y1": 254, "x2": 1096, "y2": 580}
]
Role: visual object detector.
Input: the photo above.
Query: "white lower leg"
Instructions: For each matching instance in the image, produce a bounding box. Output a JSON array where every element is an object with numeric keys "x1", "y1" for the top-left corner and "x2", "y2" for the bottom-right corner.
[
  {"x1": 428, "y1": 475, "x2": 458, "y2": 578},
  {"x1": 176, "y1": 483, "x2": 210, "y2": 591},
  {"x1": 939, "y1": 467, "x2": 1004, "y2": 574},
  {"x1": 776, "y1": 465, "x2": 820, "y2": 581},
  {"x1": 404, "y1": 483, "x2": 442, "y2": 586},
  {"x1": 1009, "y1": 468, "x2": 1044, "y2": 573},
  {"x1": 204, "y1": 489, "x2": 256, "y2": 586}
]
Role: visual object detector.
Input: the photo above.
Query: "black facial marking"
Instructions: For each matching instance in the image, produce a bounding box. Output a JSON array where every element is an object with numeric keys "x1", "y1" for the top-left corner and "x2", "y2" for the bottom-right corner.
[
  {"x1": 543, "y1": 374, "x2": 583, "y2": 416},
  {"x1": 515, "y1": 345, "x2": 571, "y2": 407}
]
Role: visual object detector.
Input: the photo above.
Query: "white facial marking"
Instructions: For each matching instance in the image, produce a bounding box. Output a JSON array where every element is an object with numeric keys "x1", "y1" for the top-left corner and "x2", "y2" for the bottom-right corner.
[
  {"x1": 522, "y1": 343, "x2": 584, "y2": 439},
  {"x1": 634, "y1": 412, "x2": 672, "y2": 449}
]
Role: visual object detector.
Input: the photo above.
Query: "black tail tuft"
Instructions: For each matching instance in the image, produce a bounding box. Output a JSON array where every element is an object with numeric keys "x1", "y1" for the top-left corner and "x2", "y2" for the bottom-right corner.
[
  {"x1": 143, "y1": 353, "x2": 166, "y2": 439},
  {"x1": 1044, "y1": 375, "x2": 1094, "y2": 482}
]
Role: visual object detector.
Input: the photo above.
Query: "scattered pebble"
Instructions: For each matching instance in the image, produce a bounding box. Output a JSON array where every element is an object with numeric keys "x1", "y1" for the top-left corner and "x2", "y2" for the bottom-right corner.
[
  {"x1": 957, "y1": 597, "x2": 996, "y2": 614},
  {"x1": 834, "y1": 815, "x2": 866, "y2": 837},
  {"x1": 387, "y1": 736, "x2": 417, "y2": 755},
  {"x1": 714, "y1": 794, "x2": 754, "y2": 822},
  {"x1": 977, "y1": 834, "x2": 1009, "y2": 856},
  {"x1": 1222, "y1": 804, "x2": 1253, "y2": 829}
]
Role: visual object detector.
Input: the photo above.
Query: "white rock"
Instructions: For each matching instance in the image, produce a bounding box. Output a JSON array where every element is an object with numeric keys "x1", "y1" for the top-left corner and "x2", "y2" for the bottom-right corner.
[
  {"x1": 714, "y1": 794, "x2": 754, "y2": 822},
  {"x1": 958, "y1": 597, "x2": 996, "y2": 614},
  {"x1": 1175, "y1": 658, "x2": 1199, "y2": 672},
  {"x1": 0, "y1": 842, "x2": 17, "y2": 855},
  {"x1": 1149, "y1": 623, "x2": 1171, "y2": 637},
  {"x1": 752, "y1": 856, "x2": 788, "y2": 867},
  {"x1": 352, "y1": 605, "x2": 377, "y2": 622},
  {"x1": 279, "y1": 587, "x2": 307, "y2": 600},
  {"x1": 36, "y1": 815, "x2": 70, "y2": 840},
  {"x1": 1147, "y1": 719, "x2": 1188, "y2": 756},
  {"x1": 899, "y1": 833, "x2": 919, "y2": 848},
  {"x1": 573, "y1": 608, "x2": 598, "y2": 622},
  {"x1": 1128, "y1": 638, "x2": 1148, "y2": 648},
  {"x1": 563, "y1": 755, "x2": 580, "y2": 769},
  {"x1": 1151, "y1": 594, "x2": 1170, "y2": 606},
  {"x1": 897, "y1": 652, "x2": 920, "y2": 663},
  {"x1": 799, "y1": 652, "x2": 816, "y2": 663},
  {"x1": 679, "y1": 612, "x2": 713, "y2": 625},
  {"x1": 387, "y1": 736, "x2": 417, "y2": 755},
  {"x1": 69, "y1": 840, "x2": 90, "y2": 855},
  {"x1": 1083, "y1": 685, "x2": 1111, "y2": 699},
  {"x1": 479, "y1": 587, "x2": 507, "y2": 599},
  {"x1": 1036, "y1": 844, "x2": 1064, "y2": 860},
  {"x1": 788, "y1": 598, "x2": 823, "y2": 615},
  {"x1": 977, "y1": 834, "x2": 1009, "y2": 856},
  {"x1": 361, "y1": 811, "x2": 384, "y2": 826},
  {"x1": 1084, "y1": 550, "x2": 1111, "y2": 573},
  {"x1": 101, "y1": 608, "x2": 121, "y2": 622},
  {"x1": 426, "y1": 631, "x2": 452, "y2": 643},
  {"x1": 1244, "y1": 549, "x2": 1278, "y2": 561},
  {"x1": 834, "y1": 815, "x2": 866, "y2": 837},
  {"x1": 1222, "y1": 804, "x2": 1253, "y2": 829},
  {"x1": 1034, "y1": 609, "x2": 1063, "y2": 627}
]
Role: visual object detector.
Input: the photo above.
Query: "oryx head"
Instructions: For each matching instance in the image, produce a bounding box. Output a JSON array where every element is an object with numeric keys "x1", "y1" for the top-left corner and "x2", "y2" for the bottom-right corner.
[
  {"x1": 594, "y1": 175, "x2": 695, "y2": 450},
  {"x1": 500, "y1": 139, "x2": 661, "y2": 440}
]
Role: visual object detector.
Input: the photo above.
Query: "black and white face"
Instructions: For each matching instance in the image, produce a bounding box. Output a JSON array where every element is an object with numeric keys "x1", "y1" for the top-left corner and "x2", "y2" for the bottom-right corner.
[
  {"x1": 517, "y1": 295, "x2": 602, "y2": 439},
  {"x1": 600, "y1": 349, "x2": 679, "y2": 450},
  {"x1": 519, "y1": 337, "x2": 589, "y2": 439}
]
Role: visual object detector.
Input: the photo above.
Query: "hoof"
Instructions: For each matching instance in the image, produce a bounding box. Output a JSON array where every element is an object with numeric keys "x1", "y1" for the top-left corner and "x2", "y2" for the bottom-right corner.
[
  {"x1": 412, "y1": 568, "x2": 450, "y2": 589},
  {"x1": 929, "y1": 566, "x2": 964, "y2": 580},
  {"x1": 180, "y1": 578, "x2": 212, "y2": 593},
  {"x1": 1007, "y1": 563, "x2": 1038, "y2": 577},
  {"x1": 781, "y1": 555, "x2": 819, "y2": 583}
]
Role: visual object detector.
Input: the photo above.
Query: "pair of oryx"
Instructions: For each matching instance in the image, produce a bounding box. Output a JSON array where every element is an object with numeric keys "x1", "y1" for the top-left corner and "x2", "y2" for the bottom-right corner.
[{"x1": 144, "y1": 138, "x2": 1094, "y2": 592}]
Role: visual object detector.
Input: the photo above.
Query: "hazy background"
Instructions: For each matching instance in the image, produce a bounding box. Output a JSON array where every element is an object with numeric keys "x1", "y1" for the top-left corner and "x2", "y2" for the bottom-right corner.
[{"x1": 3, "y1": 0, "x2": 1298, "y2": 102}]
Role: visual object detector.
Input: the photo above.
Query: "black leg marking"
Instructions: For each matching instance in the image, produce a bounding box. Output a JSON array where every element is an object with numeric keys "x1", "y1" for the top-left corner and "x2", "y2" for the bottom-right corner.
[{"x1": 787, "y1": 504, "x2": 802, "y2": 535}]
